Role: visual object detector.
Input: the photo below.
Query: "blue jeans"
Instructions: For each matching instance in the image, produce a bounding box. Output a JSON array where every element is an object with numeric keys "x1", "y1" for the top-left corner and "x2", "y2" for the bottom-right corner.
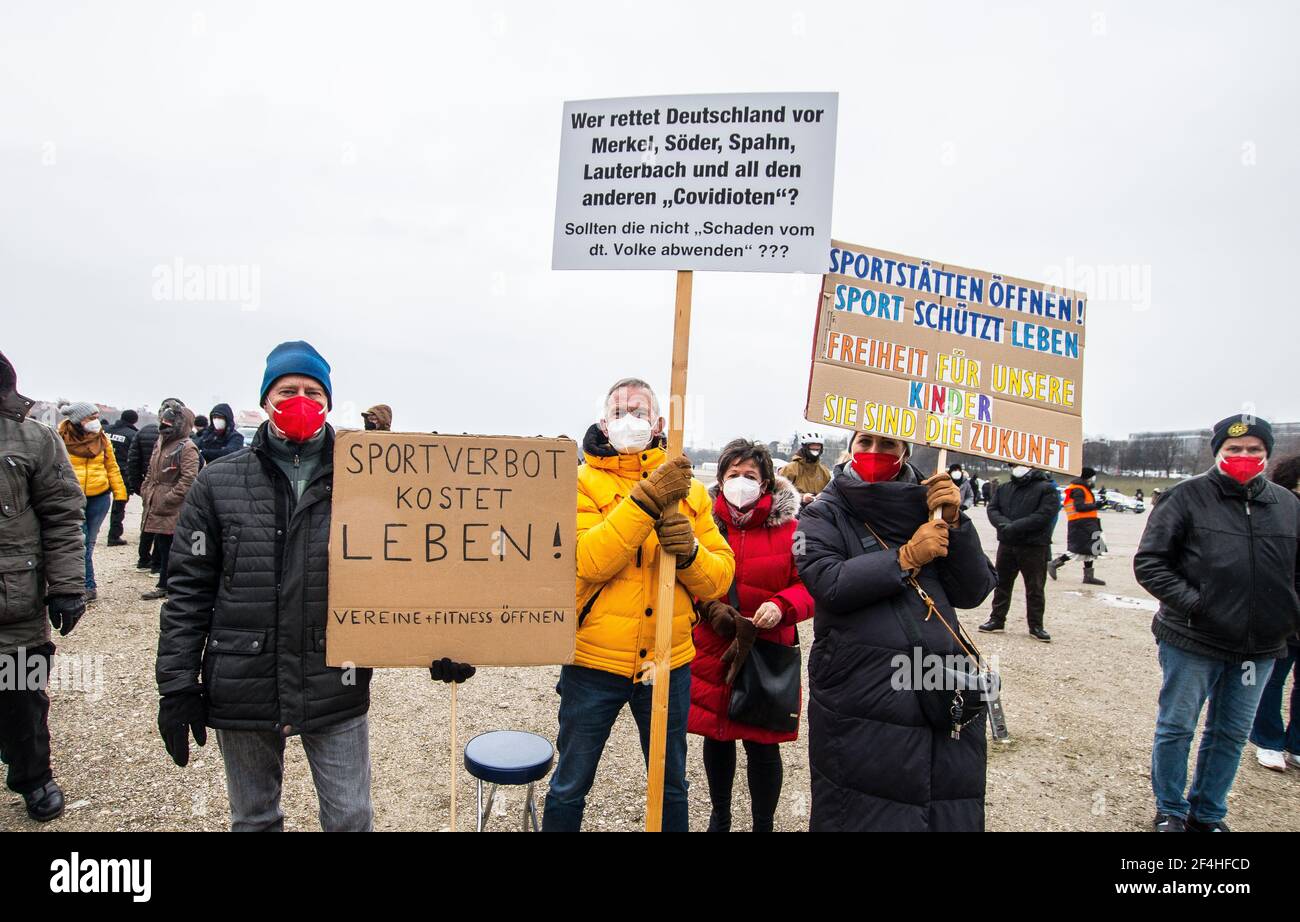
[
  {"x1": 81, "y1": 491, "x2": 112, "y2": 590},
  {"x1": 1152, "y1": 641, "x2": 1275, "y2": 823},
  {"x1": 216, "y1": 714, "x2": 373, "y2": 831},
  {"x1": 543, "y1": 664, "x2": 691, "y2": 832},
  {"x1": 1249, "y1": 645, "x2": 1300, "y2": 753}
]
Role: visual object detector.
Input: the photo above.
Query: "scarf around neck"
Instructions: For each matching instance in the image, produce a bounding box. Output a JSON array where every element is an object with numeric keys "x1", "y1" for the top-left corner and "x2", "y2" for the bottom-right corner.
[{"x1": 59, "y1": 419, "x2": 104, "y2": 459}]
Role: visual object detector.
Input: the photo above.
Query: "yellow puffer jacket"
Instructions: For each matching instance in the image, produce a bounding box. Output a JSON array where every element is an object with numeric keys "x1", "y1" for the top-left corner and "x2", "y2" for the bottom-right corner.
[
  {"x1": 58, "y1": 423, "x2": 127, "y2": 500},
  {"x1": 576, "y1": 443, "x2": 735, "y2": 679}
]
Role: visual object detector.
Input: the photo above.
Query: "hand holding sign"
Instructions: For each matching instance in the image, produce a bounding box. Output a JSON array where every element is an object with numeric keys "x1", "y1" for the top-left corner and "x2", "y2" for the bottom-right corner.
[{"x1": 921, "y1": 472, "x2": 962, "y2": 525}]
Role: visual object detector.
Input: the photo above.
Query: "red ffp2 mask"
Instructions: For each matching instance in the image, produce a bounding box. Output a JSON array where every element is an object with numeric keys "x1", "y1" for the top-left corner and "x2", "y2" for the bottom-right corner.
[
  {"x1": 1219, "y1": 454, "x2": 1265, "y2": 485},
  {"x1": 272, "y1": 395, "x2": 326, "y2": 442},
  {"x1": 851, "y1": 451, "x2": 903, "y2": 483}
]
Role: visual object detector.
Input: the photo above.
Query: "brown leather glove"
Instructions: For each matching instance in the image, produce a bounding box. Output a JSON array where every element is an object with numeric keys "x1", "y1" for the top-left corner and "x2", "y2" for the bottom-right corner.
[
  {"x1": 921, "y1": 472, "x2": 962, "y2": 525},
  {"x1": 630, "y1": 456, "x2": 693, "y2": 517},
  {"x1": 655, "y1": 511, "x2": 696, "y2": 556},
  {"x1": 897, "y1": 520, "x2": 950, "y2": 572},
  {"x1": 722, "y1": 616, "x2": 759, "y2": 685},
  {"x1": 700, "y1": 599, "x2": 739, "y2": 640}
]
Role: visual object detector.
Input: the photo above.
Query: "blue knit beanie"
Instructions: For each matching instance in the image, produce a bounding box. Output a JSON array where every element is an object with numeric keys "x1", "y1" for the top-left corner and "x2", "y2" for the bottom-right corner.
[{"x1": 260, "y1": 341, "x2": 332, "y2": 408}]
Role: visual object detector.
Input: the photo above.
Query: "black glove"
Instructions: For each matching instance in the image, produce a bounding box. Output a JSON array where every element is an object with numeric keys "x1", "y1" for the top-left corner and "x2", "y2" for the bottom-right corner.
[
  {"x1": 429, "y1": 658, "x2": 476, "y2": 683},
  {"x1": 158, "y1": 692, "x2": 207, "y2": 767},
  {"x1": 47, "y1": 594, "x2": 86, "y2": 636}
]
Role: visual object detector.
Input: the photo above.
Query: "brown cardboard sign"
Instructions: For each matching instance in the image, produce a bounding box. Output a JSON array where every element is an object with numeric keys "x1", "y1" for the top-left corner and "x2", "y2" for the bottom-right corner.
[
  {"x1": 326, "y1": 432, "x2": 578, "y2": 667},
  {"x1": 805, "y1": 240, "x2": 1087, "y2": 474}
]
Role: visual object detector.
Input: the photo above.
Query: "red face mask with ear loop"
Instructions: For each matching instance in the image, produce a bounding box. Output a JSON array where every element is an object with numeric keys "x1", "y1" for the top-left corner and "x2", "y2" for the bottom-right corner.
[
  {"x1": 851, "y1": 451, "x2": 903, "y2": 483},
  {"x1": 1219, "y1": 454, "x2": 1266, "y2": 485},
  {"x1": 272, "y1": 395, "x2": 326, "y2": 442}
]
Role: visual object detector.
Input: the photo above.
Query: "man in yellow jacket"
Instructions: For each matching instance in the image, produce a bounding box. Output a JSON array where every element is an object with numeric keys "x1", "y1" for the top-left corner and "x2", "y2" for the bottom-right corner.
[{"x1": 543, "y1": 378, "x2": 735, "y2": 832}]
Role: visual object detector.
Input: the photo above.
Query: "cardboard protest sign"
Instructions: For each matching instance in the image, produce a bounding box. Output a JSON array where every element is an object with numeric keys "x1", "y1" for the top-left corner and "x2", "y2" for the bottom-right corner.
[
  {"x1": 326, "y1": 432, "x2": 577, "y2": 667},
  {"x1": 553, "y1": 92, "x2": 838, "y2": 273},
  {"x1": 804, "y1": 241, "x2": 1087, "y2": 475}
]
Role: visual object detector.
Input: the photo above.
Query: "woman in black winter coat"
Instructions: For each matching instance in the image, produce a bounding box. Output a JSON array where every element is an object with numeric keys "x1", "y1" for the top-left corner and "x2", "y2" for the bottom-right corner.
[{"x1": 795, "y1": 432, "x2": 998, "y2": 831}]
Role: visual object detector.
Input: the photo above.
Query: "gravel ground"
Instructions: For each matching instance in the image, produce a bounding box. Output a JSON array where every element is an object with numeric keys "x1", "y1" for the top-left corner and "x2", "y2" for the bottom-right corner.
[{"x1": 5, "y1": 502, "x2": 1297, "y2": 832}]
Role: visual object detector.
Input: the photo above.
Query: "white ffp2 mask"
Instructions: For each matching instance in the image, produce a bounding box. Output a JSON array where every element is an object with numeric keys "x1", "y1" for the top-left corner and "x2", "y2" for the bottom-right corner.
[
  {"x1": 605, "y1": 415, "x2": 653, "y2": 453},
  {"x1": 722, "y1": 476, "x2": 762, "y2": 509}
]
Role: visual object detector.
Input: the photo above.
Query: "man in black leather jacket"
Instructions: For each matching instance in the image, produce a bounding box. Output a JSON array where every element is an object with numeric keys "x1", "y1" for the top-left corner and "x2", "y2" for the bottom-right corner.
[{"x1": 1135, "y1": 415, "x2": 1300, "y2": 832}]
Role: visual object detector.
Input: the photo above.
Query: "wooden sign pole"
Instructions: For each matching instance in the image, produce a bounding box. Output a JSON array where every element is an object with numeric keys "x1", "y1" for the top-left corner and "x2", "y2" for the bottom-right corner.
[
  {"x1": 933, "y1": 448, "x2": 948, "y2": 520},
  {"x1": 645, "y1": 269, "x2": 693, "y2": 832},
  {"x1": 449, "y1": 682, "x2": 458, "y2": 832}
]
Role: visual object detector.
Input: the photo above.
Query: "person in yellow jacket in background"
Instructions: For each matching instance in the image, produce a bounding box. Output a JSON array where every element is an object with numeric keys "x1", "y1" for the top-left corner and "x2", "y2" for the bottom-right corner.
[
  {"x1": 781, "y1": 430, "x2": 831, "y2": 507},
  {"x1": 544, "y1": 378, "x2": 735, "y2": 832},
  {"x1": 57, "y1": 402, "x2": 127, "y2": 602}
]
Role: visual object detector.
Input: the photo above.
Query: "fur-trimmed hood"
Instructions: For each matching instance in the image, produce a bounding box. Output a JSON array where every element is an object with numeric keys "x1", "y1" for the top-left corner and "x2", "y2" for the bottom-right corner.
[{"x1": 709, "y1": 474, "x2": 801, "y2": 528}]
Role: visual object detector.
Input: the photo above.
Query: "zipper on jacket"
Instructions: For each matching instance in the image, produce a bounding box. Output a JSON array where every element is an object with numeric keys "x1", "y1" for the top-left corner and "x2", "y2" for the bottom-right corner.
[{"x1": 1245, "y1": 498, "x2": 1256, "y2": 652}]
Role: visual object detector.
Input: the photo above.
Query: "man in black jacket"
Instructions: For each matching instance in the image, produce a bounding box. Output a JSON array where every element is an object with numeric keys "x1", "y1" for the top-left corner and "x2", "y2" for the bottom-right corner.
[
  {"x1": 104, "y1": 410, "x2": 138, "y2": 545},
  {"x1": 155, "y1": 342, "x2": 470, "y2": 831},
  {"x1": 1135, "y1": 415, "x2": 1300, "y2": 832},
  {"x1": 980, "y1": 466, "x2": 1060, "y2": 642},
  {"x1": 0, "y1": 351, "x2": 87, "y2": 822},
  {"x1": 194, "y1": 403, "x2": 245, "y2": 465}
]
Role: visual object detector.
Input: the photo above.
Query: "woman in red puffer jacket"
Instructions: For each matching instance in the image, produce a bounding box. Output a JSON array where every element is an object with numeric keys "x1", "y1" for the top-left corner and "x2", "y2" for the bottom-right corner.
[{"x1": 689, "y1": 438, "x2": 814, "y2": 832}]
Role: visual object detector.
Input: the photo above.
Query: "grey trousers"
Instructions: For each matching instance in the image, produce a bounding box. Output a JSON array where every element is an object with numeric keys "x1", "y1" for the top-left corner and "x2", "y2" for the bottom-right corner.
[{"x1": 216, "y1": 713, "x2": 373, "y2": 832}]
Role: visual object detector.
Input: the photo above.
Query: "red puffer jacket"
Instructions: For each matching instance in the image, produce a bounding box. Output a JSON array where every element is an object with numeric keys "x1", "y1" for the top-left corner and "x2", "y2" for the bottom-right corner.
[{"x1": 689, "y1": 476, "x2": 815, "y2": 744}]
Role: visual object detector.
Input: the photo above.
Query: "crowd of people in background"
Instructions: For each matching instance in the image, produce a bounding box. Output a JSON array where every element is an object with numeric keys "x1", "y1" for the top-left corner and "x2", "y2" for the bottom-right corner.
[{"x1": 1, "y1": 342, "x2": 1297, "y2": 832}]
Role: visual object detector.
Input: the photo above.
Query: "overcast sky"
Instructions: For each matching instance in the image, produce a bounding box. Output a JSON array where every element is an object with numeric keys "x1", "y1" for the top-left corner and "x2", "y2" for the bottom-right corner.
[{"x1": 2, "y1": 1, "x2": 1295, "y2": 446}]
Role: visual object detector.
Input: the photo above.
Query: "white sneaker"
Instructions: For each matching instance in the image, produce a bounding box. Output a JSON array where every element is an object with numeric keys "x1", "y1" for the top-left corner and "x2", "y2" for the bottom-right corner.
[
  {"x1": 1285, "y1": 751, "x2": 1300, "y2": 769},
  {"x1": 1256, "y1": 748, "x2": 1287, "y2": 771}
]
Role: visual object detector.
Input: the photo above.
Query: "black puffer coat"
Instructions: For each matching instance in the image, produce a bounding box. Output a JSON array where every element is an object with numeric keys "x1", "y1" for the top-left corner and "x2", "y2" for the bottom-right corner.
[
  {"x1": 795, "y1": 464, "x2": 997, "y2": 831},
  {"x1": 987, "y1": 469, "x2": 1059, "y2": 546},
  {"x1": 156, "y1": 423, "x2": 371, "y2": 734},
  {"x1": 1134, "y1": 467, "x2": 1300, "y2": 663},
  {"x1": 127, "y1": 423, "x2": 160, "y2": 496}
]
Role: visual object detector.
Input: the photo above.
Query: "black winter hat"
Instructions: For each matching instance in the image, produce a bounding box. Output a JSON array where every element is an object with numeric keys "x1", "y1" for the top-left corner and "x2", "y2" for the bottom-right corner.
[{"x1": 1210, "y1": 415, "x2": 1274, "y2": 456}]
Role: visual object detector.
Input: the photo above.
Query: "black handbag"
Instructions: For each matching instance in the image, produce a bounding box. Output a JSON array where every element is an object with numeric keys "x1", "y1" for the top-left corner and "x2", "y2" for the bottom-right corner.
[{"x1": 725, "y1": 583, "x2": 803, "y2": 734}]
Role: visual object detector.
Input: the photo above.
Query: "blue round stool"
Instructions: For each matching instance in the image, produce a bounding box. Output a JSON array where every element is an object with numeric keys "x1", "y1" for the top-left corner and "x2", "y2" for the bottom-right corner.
[{"x1": 463, "y1": 730, "x2": 554, "y2": 831}]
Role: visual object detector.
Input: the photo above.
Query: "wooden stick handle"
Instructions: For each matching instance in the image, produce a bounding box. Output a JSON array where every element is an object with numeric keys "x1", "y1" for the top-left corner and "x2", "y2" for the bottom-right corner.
[
  {"x1": 932, "y1": 449, "x2": 948, "y2": 521},
  {"x1": 449, "y1": 681, "x2": 458, "y2": 832},
  {"x1": 646, "y1": 269, "x2": 693, "y2": 832}
]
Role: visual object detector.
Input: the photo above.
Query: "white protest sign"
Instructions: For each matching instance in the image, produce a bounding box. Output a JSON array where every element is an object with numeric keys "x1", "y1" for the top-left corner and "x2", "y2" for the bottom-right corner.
[{"x1": 552, "y1": 92, "x2": 838, "y2": 273}]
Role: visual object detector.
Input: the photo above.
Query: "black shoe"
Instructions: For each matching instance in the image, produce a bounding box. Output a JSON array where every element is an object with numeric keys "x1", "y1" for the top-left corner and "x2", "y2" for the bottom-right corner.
[
  {"x1": 1029, "y1": 626, "x2": 1052, "y2": 642},
  {"x1": 84, "y1": 588, "x2": 97, "y2": 603},
  {"x1": 1186, "y1": 816, "x2": 1230, "y2": 832},
  {"x1": 136, "y1": 560, "x2": 151, "y2": 569},
  {"x1": 1153, "y1": 813, "x2": 1186, "y2": 832},
  {"x1": 977, "y1": 620, "x2": 1005, "y2": 633},
  {"x1": 1047, "y1": 558, "x2": 1061, "y2": 581},
  {"x1": 140, "y1": 588, "x2": 167, "y2": 601},
  {"x1": 24, "y1": 781, "x2": 65, "y2": 822},
  {"x1": 107, "y1": 538, "x2": 128, "y2": 547},
  {"x1": 1082, "y1": 574, "x2": 1106, "y2": 586},
  {"x1": 149, "y1": 566, "x2": 161, "y2": 575},
  {"x1": 706, "y1": 810, "x2": 731, "y2": 832}
]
